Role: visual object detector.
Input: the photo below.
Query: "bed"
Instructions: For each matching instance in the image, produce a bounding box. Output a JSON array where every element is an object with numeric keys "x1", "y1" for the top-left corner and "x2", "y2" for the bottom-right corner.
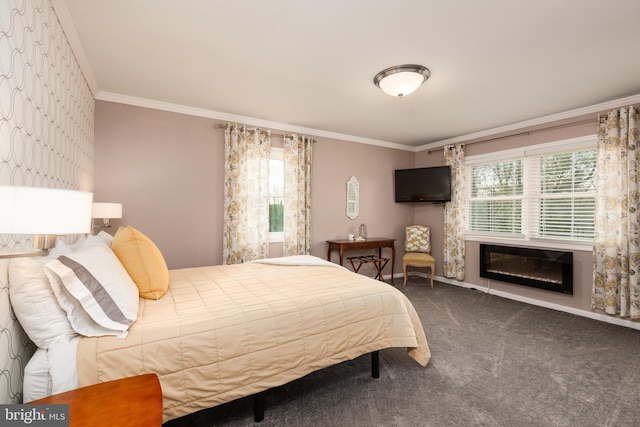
[{"x1": 3, "y1": 228, "x2": 430, "y2": 423}]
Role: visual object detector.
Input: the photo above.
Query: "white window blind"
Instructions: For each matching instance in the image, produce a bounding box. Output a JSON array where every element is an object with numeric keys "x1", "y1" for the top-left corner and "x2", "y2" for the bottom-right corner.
[
  {"x1": 468, "y1": 159, "x2": 524, "y2": 236},
  {"x1": 466, "y1": 136, "x2": 597, "y2": 244},
  {"x1": 529, "y1": 149, "x2": 596, "y2": 241}
]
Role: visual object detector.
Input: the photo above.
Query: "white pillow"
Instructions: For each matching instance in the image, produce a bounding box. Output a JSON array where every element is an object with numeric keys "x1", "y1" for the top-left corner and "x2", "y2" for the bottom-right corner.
[
  {"x1": 95, "y1": 231, "x2": 113, "y2": 247},
  {"x1": 23, "y1": 348, "x2": 53, "y2": 401},
  {"x1": 44, "y1": 239, "x2": 139, "y2": 338},
  {"x1": 47, "y1": 236, "x2": 87, "y2": 257},
  {"x1": 9, "y1": 258, "x2": 78, "y2": 349}
]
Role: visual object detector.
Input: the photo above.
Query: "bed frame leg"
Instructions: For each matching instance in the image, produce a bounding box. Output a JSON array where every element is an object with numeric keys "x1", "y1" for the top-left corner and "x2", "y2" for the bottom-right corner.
[
  {"x1": 253, "y1": 353, "x2": 377, "y2": 421},
  {"x1": 372, "y1": 350, "x2": 379, "y2": 378},
  {"x1": 254, "y1": 391, "x2": 265, "y2": 422}
]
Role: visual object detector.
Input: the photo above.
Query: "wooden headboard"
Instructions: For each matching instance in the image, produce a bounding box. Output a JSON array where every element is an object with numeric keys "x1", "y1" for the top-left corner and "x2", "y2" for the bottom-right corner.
[{"x1": 0, "y1": 259, "x2": 35, "y2": 404}]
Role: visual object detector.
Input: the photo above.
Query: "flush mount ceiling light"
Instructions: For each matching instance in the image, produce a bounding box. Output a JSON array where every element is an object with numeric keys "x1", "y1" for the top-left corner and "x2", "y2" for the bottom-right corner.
[{"x1": 373, "y1": 64, "x2": 430, "y2": 98}]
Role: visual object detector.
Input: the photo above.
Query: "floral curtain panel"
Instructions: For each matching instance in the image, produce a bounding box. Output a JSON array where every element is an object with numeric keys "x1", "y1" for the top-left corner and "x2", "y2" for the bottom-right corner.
[
  {"x1": 223, "y1": 124, "x2": 271, "y2": 264},
  {"x1": 283, "y1": 134, "x2": 313, "y2": 256},
  {"x1": 592, "y1": 106, "x2": 640, "y2": 319},
  {"x1": 443, "y1": 144, "x2": 466, "y2": 280}
]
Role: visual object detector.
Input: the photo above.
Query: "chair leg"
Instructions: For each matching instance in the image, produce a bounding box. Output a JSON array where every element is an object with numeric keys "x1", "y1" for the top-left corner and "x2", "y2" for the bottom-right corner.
[
  {"x1": 429, "y1": 265, "x2": 434, "y2": 288},
  {"x1": 403, "y1": 263, "x2": 408, "y2": 287}
]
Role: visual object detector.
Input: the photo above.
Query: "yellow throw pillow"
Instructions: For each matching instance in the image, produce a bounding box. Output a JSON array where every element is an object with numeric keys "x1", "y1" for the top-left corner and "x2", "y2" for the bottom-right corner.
[{"x1": 111, "y1": 226, "x2": 169, "y2": 300}]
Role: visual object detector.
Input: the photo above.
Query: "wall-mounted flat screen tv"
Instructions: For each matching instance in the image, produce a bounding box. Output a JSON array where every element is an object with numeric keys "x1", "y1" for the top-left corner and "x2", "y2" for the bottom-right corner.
[{"x1": 394, "y1": 166, "x2": 452, "y2": 203}]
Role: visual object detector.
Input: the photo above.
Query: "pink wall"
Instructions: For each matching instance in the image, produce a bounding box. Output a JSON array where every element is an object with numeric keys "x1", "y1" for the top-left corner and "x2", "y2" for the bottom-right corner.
[
  {"x1": 94, "y1": 101, "x2": 604, "y2": 314},
  {"x1": 311, "y1": 137, "x2": 416, "y2": 278},
  {"x1": 413, "y1": 115, "x2": 598, "y2": 312},
  {"x1": 94, "y1": 102, "x2": 224, "y2": 269},
  {"x1": 94, "y1": 100, "x2": 415, "y2": 276}
]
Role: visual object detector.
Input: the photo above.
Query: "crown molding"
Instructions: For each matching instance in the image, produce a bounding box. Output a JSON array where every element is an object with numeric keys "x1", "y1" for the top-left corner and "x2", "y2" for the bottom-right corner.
[
  {"x1": 417, "y1": 93, "x2": 640, "y2": 152},
  {"x1": 97, "y1": 89, "x2": 640, "y2": 154},
  {"x1": 53, "y1": 3, "x2": 412, "y2": 152},
  {"x1": 53, "y1": 0, "x2": 639, "y2": 154},
  {"x1": 96, "y1": 91, "x2": 416, "y2": 152}
]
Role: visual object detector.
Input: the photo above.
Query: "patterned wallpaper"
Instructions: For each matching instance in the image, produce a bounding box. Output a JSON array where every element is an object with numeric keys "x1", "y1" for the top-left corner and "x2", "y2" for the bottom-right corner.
[{"x1": 0, "y1": 0, "x2": 94, "y2": 403}]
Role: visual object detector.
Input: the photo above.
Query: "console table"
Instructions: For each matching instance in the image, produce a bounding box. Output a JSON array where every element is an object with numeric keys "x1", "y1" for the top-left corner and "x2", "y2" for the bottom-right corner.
[{"x1": 326, "y1": 238, "x2": 396, "y2": 284}]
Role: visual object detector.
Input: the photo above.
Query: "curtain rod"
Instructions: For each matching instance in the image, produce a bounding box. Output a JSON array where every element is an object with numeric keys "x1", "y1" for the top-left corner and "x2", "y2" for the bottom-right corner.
[
  {"x1": 215, "y1": 123, "x2": 316, "y2": 142},
  {"x1": 427, "y1": 117, "x2": 596, "y2": 154}
]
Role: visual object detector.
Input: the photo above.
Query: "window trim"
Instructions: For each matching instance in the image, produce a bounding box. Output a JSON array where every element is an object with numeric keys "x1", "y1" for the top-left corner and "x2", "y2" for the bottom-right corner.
[{"x1": 465, "y1": 135, "x2": 596, "y2": 251}]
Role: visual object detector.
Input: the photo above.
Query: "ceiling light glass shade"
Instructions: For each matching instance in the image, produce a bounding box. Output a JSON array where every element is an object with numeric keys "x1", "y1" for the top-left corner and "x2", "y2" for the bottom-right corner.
[
  {"x1": 92, "y1": 202, "x2": 122, "y2": 219},
  {"x1": 0, "y1": 186, "x2": 93, "y2": 234},
  {"x1": 374, "y1": 64, "x2": 430, "y2": 97}
]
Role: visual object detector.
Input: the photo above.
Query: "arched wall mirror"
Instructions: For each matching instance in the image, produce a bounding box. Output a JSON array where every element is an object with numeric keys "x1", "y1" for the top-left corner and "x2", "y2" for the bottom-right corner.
[{"x1": 346, "y1": 176, "x2": 359, "y2": 219}]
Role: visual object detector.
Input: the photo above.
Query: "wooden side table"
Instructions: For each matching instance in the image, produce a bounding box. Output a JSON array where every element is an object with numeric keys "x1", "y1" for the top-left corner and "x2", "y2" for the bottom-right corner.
[{"x1": 29, "y1": 374, "x2": 162, "y2": 427}]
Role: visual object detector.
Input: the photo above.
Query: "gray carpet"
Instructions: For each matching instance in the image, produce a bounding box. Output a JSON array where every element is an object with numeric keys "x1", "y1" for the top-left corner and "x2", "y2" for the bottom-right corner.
[{"x1": 164, "y1": 279, "x2": 640, "y2": 427}]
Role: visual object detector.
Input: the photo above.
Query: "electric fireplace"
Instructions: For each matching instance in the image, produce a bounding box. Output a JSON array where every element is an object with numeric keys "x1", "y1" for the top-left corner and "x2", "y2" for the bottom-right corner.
[{"x1": 480, "y1": 244, "x2": 573, "y2": 294}]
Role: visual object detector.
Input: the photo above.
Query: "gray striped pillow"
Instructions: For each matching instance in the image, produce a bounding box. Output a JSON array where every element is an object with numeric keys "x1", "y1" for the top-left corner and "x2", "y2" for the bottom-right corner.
[{"x1": 44, "y1": 238, "x2": 139, "y2": 337}]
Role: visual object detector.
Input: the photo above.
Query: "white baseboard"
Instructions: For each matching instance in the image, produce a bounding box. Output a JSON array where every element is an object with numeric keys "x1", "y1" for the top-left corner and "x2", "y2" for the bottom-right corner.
[
  {"x1": 433, "y1": 275, "x2": 640, "y2": 331},
  {"x1": 384, "y1": 271, "x2": 640, "y2": 330}
]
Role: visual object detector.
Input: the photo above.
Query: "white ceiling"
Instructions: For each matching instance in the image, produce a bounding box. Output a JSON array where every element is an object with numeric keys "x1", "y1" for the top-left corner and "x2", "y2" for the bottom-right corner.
[{"x1": 54, "y1": 0, "x2": 640, "y2": 149}]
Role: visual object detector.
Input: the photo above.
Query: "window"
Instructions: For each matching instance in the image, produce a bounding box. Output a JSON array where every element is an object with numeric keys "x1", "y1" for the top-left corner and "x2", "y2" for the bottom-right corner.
[
  {"x1": 269, "y1": 147, "x2": 284, "y2": 242},
  {"x1": 469, "y1": 159, "x2": 524, "y2": 236},
  {"x1": 466, "y1": 136, "x2": 596, "y2": 245},
  {"x1": 530, "y1": 149, "x2": 596, "y2": 240}
]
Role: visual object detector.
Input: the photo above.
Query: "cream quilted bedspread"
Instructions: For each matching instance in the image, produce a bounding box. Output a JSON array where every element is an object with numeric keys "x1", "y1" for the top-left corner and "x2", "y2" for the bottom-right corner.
[{"x1": 76, "y1": 257, "x2": 430, "y2": 422}]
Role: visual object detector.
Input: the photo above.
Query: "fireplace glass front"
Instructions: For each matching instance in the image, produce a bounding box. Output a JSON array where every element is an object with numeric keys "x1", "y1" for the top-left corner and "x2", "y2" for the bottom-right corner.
[{"x1": 479, "y1": 244, "x2": 573, "y2": 294}]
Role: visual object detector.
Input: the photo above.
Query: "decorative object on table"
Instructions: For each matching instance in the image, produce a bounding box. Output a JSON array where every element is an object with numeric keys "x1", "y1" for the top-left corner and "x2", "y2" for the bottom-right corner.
[
  {"x1": 348, "y1": 233, "x2": 355, "y2": 241},
  {"x1": 358, "y1": 223, "x2": 367, "y2": 241},
  {"x1": 346, "y1": 176, "x2": 359, "y2": 220}
]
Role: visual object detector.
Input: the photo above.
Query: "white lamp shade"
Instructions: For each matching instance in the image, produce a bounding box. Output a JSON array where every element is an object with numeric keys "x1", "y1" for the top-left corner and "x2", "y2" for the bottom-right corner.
[
  {"x1": 0, "y1": 186, "x2": 93, "y2": 234},
  {"x1": 92, "y1": 202, "x2": 122, "y2": 219},
  {"x1": 378, "y1": 71, "x2": 426, "y2": 97}
]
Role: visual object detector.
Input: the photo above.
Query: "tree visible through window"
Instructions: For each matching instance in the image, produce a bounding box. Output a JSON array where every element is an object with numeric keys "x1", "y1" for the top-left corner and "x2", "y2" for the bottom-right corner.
[
  {"x1": 469, "y1": 160, "x2": 524, "y2": 235},
  {"x1": 467, "y1": 138, "x2": 596, "y2": 243},
  {"x1": 269, "y1": 148, "x2": 284, "y2": 236},
  {"x1": 534, "y1": 149, "x2": 596, "y2": 240}
]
